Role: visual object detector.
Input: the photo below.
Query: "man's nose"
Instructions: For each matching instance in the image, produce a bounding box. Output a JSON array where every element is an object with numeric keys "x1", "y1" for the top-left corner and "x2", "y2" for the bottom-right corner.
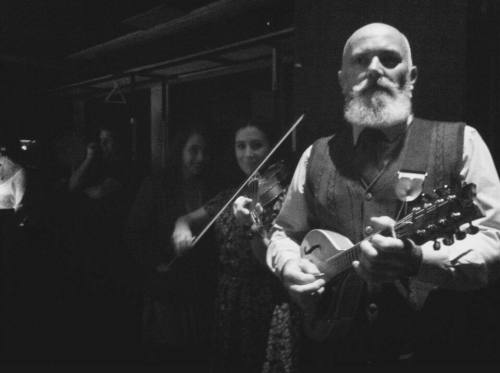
[{"x1": 367, "y1": 56, "x2": 384, "y2": 78}]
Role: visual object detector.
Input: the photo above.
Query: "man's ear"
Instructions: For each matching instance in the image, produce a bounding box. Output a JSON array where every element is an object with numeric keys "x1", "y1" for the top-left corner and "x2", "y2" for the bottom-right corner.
[
  {"x1": 338, "y1": 70, "x2": 346, "y2": 94},
  {"x1": 409, "y1": 65, "x2": 418, "y2": 91}
]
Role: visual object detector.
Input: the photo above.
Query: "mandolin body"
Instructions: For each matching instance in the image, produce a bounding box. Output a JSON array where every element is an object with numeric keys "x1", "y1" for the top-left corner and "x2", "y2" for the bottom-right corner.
[
  {"x1": 300, "y1": 230, "x2": 365, "y2": 342},
  {"x1": 301, "y1": 229, "x2": 353, "y2": 281}
]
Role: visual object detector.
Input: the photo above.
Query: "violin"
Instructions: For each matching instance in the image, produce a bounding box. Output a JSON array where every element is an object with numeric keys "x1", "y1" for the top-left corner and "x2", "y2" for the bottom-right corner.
[
  {"x1": 164, "y1": 115, "x2": 304, "y2": 271},
  {"x1": 189, "y1": 114, "x2": 304, "y2": 247},
  {"x1": 244, "y1": 160, "x2": 289, "y2": 231}
]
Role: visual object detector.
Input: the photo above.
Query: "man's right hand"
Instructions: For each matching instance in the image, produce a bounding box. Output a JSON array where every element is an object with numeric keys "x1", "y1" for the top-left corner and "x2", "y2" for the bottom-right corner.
[{"x1": 281, "y1": 258, "x2": 326, "y2": 305}]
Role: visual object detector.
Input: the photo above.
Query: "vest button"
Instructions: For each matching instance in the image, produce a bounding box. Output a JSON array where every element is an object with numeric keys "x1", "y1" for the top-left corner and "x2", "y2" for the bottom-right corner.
[
  {"x1": 365, "y1": 192, "x2": 373, "y2": 201},
  {"x1": 365, "y1": 225, "x2": 373, "y2": 235}
]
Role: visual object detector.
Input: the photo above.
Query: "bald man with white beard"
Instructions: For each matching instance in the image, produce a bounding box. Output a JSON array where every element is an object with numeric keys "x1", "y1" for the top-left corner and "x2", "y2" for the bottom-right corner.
[{"x1": 265, "y1": 23, "x2": 500, "y2": 366}]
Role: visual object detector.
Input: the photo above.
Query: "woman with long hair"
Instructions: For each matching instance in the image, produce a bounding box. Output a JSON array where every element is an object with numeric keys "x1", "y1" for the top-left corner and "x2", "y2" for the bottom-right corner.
[
  {"x1": 126, "y1": 122, "x2": 215, "y2": 364},
  {"x1": 172, "y1": 117, "x2": 298, "y2": 372}
]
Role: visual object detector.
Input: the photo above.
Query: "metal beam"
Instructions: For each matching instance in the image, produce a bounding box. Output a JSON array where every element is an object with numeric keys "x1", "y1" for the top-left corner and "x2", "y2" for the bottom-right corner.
[
  {"x1": 50, "y1": 27, "x2": 293, "y2": 95},
  {"x1": 68, "y1": 0, "x2": 276, "y2": 60}
]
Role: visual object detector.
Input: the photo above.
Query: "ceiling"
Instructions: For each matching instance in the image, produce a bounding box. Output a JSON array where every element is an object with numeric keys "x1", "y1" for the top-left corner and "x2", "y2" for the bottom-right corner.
[
  {"x1": 0, "y1": 0, "x2": 294, "y2": 97},
  {"x1": 0, "y1": 0, "x2": 211, "y2": 62}
]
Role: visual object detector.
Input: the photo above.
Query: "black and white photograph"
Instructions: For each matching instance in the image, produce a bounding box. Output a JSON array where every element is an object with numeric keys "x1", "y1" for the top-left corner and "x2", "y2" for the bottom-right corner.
[{"x1": 1, "y1": 0, "x2": 500, "y2": 370}]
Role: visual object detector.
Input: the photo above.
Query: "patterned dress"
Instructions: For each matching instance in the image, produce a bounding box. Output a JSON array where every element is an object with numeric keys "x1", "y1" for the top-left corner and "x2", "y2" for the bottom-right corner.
[{"x1": 205, "y1": 186, "x2": 301, "y2": 373}]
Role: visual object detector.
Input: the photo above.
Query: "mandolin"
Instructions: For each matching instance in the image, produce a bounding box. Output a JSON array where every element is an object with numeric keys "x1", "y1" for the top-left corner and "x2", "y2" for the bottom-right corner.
[{"x1": 299, "y1": 182, "x2": 484, "y2": 342}]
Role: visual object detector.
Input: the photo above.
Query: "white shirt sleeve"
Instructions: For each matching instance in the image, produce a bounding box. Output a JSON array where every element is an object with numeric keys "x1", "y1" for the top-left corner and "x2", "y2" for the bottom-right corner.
[
  {"x1": 415, "y1": 125, "x2": 500, "y2": 290},
  {"x1": 267, "y1": 146, "x2": 313, "y2": 276},
  {"x1": 12, "y1": 168, "x2": 27, "y2": 211}
]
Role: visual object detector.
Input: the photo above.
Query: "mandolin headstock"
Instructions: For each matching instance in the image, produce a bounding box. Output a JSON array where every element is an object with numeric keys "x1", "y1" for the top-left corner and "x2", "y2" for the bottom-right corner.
[{"x1": 396, "y1": 182, "x2": 484, "y2": 249}]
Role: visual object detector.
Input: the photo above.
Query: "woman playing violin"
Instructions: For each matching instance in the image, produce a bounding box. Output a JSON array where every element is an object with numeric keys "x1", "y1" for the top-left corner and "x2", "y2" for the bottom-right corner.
[{"x1": 172, "y1": 117, "x2": 299, "y2": 373}]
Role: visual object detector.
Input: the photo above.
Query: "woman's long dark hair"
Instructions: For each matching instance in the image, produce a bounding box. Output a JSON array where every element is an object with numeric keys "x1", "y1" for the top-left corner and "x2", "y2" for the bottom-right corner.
[
  {"x1": 231, "y1": 116, "x2": 284, "y2": 175},
  {"x1": 165, "y1": 122, "x2": 210, "y2": 182},
  {"x1": 232, "y1": 116, "x2": 277, "y2": 144}
]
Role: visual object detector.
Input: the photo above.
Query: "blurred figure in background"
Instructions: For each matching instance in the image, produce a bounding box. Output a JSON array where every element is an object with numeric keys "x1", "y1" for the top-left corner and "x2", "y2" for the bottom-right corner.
[
  {"x1": 69, "y1": 124, "x2": 129, "y2": 201},
  {"x1": 0, "y1": 133, "x2": 26, "y2": 211},
  {"x1": 126, "y1": 122, "x2": 217, "y2": 366},
  {"x1": 0, "y1": 129, "x2": 62, "y2": 361},
  {"x1": 66, "y1": 123, "x2": 141, "y2": 361}
]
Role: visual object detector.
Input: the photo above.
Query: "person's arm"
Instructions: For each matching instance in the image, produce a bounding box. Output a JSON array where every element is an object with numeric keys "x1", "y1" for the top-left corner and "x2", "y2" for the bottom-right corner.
[
  {"x1": 68, "y1": 142, "x2": 99, "y2": 191},
  {"x1": 172, "y1": 206, "x2": 211, "y2": 256},
  {"x1": 415, "y1": 125, "x2": 500, "y2": 290},
  {"x1": 83, "y1": 176, "x2": 123, "y2": 199},
  {"x1": 12, "y1": 167, "x2": 27, "y2": 212},
  {"x1": 267, "y1": 147, "x2": 313, "y2": 275},
  {"x1": 267, "y1": 147, "x2": 326, "y2": 302},
  {"x1": 247, "y1": 234, "x2": 268, "y2": 266}
]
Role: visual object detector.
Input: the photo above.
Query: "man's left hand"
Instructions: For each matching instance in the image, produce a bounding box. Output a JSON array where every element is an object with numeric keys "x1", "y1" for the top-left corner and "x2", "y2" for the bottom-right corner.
[{"x1": 353, "y1": 216, "x2": 423, "y2": 283}]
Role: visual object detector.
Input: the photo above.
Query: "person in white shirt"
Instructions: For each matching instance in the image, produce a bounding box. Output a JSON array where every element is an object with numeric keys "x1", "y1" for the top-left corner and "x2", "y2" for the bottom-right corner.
[
  {"x1": 0, "y1": 138, "x2": 26, "y2": 211},
  {"x1": 265, "y1": 22, "x2": 500, "y2": 366}
]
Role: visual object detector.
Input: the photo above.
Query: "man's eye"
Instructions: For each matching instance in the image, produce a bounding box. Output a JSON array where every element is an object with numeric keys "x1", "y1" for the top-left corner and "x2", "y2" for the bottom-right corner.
[
  {"x1": 354, "y1": 56, "x2": 368, "y2": 65},
  {"x1": 380, "y1": 54, "x2": 401, "y2": 68}
]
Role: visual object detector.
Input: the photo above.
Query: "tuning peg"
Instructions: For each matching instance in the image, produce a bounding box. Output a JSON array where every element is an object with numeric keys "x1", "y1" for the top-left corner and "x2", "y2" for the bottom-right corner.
[
  {"x1": 450, "y1": 211, "x2": 462, "y2": 221},
  {"x1": 468, "y1": 222, "x2": 479, "y2": 234},
  {"x1": 415, "y1": 229, "x2": 426, "y2": 238},
  {"x1": 433, "y1": 240, "x2": 441, "y2": 250},
  {"x1": 437, "y1": 218, "x2": 448, "y2": 227},
  {"x1": 426, "y1": 224, "x2": 438, "y2": 233},
  {"x1": 434, "y1": 185, "x2": 450, "y2": 197},
  {"x1": 443, "y1": 235, "x2": 454, "y2": 246},
  {"x1": 418, "y1": 193, "x2": 431, "y2": 203},
  {"x1": 455, "y1": 229, "x2": 466, "y2": 240}
]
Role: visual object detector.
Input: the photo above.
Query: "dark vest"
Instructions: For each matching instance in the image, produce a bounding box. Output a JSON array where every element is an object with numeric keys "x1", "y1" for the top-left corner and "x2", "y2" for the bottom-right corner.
[
  {"x1": 306, "y1": 118, "x2": 465, "y2": 243},
  {"x1": 304, "y1": 118, "x2": 465, "y2": 363}
]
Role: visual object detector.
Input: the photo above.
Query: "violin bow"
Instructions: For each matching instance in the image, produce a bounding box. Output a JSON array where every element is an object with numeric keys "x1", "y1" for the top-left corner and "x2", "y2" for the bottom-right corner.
[
  {"x1": 162, "y1": 114, "x2": 304, "y2": 272},
  {"x1": 190, "y1": 113, "x2": 305, "y2": 247}
]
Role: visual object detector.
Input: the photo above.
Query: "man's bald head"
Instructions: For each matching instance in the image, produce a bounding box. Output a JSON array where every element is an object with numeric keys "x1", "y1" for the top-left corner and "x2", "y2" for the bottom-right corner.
[{"x1": 342, "y1": 23, "x2": 413, "y2": 68}]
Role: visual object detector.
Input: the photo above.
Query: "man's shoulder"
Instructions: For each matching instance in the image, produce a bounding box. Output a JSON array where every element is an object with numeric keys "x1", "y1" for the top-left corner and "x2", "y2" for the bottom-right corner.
[
  {"x1": 414, "y1": 119, "x2": 477, "y2": 139},
  {"x1": 413, "y1": 117, "x2": 468, "y2": 127},
  {"x1": 412, "y1": 117, "x2": 469, "y2": 140},
  {"x1": 310, "y1": 134, "x2": 336, "y2": 148}
]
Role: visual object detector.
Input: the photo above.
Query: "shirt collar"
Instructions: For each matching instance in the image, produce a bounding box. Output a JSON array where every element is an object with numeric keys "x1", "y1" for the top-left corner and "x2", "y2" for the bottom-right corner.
[{"x1": 352, "y1": 114, "x2": 414, "y2": 146}]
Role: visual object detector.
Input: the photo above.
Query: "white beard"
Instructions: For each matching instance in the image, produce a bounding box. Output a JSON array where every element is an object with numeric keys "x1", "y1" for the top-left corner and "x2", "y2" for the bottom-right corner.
[{"x1": 344, "y1": 85, "x2": 412, "y2": 129}]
